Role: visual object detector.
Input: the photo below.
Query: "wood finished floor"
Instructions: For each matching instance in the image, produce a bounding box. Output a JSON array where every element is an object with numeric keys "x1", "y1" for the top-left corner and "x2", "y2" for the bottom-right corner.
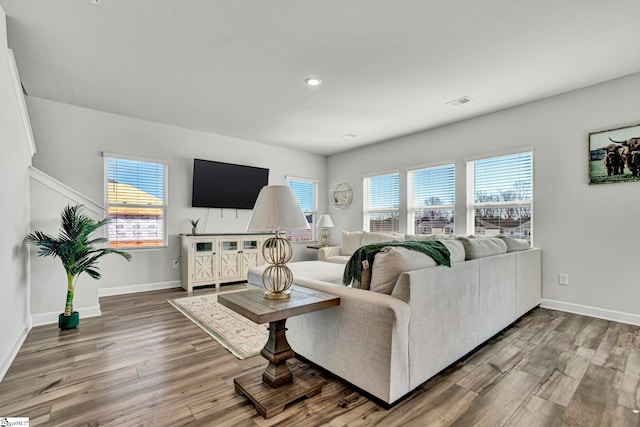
[{"x1": 1, "y1": 286, "x2": 640, "y2": 427}]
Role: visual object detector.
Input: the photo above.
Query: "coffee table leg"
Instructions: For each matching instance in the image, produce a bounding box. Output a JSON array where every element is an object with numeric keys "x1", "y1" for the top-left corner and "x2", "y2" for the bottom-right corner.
[{"x1": 261, "y1": 318, "x2": 295, "y2": 388}]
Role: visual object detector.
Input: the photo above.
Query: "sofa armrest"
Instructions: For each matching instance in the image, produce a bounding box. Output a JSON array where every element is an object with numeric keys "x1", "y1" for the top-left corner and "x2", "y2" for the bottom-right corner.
[
  {"x1": 515, "y1": 248, "x2": 541, "y2": 317},
  {"x1": 317, "y1": 245, "x2": 342, "y2": 261},
  {"x1": 287, "y1": 278, "x2": 410, "y2": 404},
  {"x1": 392, "y1": 262, "x2": 482, "y2": 390}
]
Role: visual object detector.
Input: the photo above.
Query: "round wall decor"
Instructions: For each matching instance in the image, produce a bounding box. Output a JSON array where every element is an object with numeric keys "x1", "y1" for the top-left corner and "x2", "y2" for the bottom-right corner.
[{"x1": 330, "y1": 182, "x2": 352, "y2": 209}]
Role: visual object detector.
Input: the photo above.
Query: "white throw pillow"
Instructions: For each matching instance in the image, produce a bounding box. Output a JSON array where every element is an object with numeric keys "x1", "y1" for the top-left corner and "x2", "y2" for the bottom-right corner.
[
  {"x1": 352, "y1": 266, "x2": 372, "y2": 290},
  {"x1": 341, "y1": 231, "x2": 363, "y2": 256},
  {"x1": 370, "y1": 247, "x2": 437, "y2": 294}
]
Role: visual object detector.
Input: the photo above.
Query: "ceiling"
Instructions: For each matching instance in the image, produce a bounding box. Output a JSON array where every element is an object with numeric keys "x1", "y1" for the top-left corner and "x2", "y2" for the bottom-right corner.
[{"x1": 2, "y1": 1, "x2": 640, "y2": 156}]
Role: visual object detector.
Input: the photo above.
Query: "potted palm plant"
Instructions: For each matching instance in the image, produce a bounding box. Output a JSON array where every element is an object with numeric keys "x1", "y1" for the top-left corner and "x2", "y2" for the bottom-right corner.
[{"x1": 24, "y1": 204, "x2": 131, "y2": 330}]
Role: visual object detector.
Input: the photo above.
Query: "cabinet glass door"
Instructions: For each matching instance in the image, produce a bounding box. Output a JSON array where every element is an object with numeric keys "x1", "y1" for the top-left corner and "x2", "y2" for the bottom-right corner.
[
  {"x1": 243, "y1": 240, "x2": 258, "y2": 250},
  {"x1": 196, "y1": 242, "x2": 213, "y2": 252},
  {"x1": 221, "y1": 241, "x2": 238, "y2": 251}
]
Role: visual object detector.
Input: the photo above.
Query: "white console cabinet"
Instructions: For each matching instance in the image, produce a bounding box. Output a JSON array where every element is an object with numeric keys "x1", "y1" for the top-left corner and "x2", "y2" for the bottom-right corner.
[{"x1": 180, "y1": 233, "x2": 270, "y2": 292}]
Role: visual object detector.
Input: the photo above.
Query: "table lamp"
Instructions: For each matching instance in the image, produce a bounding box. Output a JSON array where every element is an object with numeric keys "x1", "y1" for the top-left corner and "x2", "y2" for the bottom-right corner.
[
  {"x1": 316, "y1": 214, "x2": 334, "y2": 247},
  {"x1": 246, "y1": 185, "x2": 309, "y2": 299}
]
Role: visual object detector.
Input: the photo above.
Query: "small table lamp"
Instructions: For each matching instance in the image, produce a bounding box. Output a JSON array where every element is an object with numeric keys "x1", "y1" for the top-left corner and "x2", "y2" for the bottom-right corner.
[
  {"x1": 316, "y1": 214, "x2": 334, "y2": 247},
  {"x1": 247, "y1": 185, "x2": 310, "y2": 299}
]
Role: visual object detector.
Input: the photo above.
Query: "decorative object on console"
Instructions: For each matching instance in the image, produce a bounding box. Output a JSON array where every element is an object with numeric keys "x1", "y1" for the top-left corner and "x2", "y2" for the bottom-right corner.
[
  {"x1": 188, "y1": 217, "x2": 200, "y2": 234},
  {"x1": 246, "y1": 185, "x2": 309, "y2": 299},
  {"x1": 588, "y1": 122, "x2": 640, "y2": 184},
  {"x1": 329, "y1": 182, "x2": 352, "y2": 209},
  {"x1": 316, "y1": 214, "x2": 334, "y2": 247}
]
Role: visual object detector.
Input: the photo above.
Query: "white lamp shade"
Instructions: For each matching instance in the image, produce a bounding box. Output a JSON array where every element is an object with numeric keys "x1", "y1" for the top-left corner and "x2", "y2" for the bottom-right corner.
[
  {"x1": 316, "y1": 214, "x2": 334, "y2": 228},
  {"x1": 246, "y1": 185, "x2": 310, "y2": 232}
]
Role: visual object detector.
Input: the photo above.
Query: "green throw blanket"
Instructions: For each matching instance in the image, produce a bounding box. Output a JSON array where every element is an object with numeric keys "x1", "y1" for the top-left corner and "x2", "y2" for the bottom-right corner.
[{"x1": 343, "y1": 240, "x2": 451, "y2": 285}]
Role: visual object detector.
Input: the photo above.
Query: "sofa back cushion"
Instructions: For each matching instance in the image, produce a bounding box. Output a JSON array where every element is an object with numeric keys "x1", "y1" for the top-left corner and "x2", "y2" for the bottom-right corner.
[
  {"x1": 361, "y1": 231, "x2": 403, "y2": 246},
  {"x1": 370, "y1": 247, "x2": 438, "y2": 294},
  {"x1": 457, "y1": 237, "x2": 507, "y2": 260},
  {"x1": 341, "y1": 231, "x2": 363, "y2": 256},
  {"x1": 404, "y1": 234, "x2": 436, "y2": 241},
  {"x1": 496, "y1": 235, "x2": 530, "y2": 252},
  {"x1": 441, "y1": 239, "x2": 465, "y2": 263}
]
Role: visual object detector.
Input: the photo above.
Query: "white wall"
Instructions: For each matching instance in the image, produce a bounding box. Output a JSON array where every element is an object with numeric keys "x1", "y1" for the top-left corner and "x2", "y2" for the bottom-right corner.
[
  {"x1": 328, "y1": 71, "x2": 640, "y2": 324},
  {"x1": 0, "y1": 6, "x2": 33, "y2": 380},
  {"x1": 29, "y1": 168, "x2": 105, "y2": 326},
  {"x1": 25, "y1": 96, "x2": 327, "y2": 317}
]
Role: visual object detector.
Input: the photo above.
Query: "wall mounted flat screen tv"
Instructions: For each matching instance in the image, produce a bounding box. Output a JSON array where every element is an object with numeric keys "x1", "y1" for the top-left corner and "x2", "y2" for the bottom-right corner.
[{"x1": 192, "y1": 159, "x2": 269, "y2": 209}]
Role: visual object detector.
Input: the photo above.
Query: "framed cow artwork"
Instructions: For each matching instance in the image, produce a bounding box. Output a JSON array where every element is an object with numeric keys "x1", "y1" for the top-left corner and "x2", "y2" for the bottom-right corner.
[{"x1": 589, "y1": 123, "x2": 640, "y2": 184}]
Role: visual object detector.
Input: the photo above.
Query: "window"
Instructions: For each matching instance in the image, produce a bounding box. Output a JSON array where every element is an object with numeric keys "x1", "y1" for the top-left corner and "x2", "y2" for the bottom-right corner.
[
  {"x1": 286, "y1": 177, "x2": 317, "y2": 242},
  {"x1": 408, "y1": 163, "x2": 455, "y2": 235},
  {"x1": 467, "y1": 151, "x2": 533, "y2": 241},
  {"x1": 364, "y1": 172, "x2": 399, "y2": 232},
  {"x1": 104, "y1": 153, "x2": 167, "y2": 248}
]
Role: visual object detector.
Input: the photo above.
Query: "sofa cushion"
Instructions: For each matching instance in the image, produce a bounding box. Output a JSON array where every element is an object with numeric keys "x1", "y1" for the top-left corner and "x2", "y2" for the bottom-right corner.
[
  {"x1": 352, "y1": 266, "x2": 372, "y2": 290},
  {"x1": 441, "y1": 239, "x2": 465, "y2": 263},
  {"x1": 404, "y1": 234, "x2": 436, "y2": 241},
  {"x1": 326, "y1": 255, "x2": 351, "y2": 264},
  {"x1": 341, "y1": 231, "x2": 363, "y2": 256},
  {"x1": 248, "y1": 261, "x2": 345, "y2": 286},
  {"x1": 496, "y1": 235, "x2": 530, "y2": 252},
  {"x1": 361, "y1": 231, "x2": 403, "y2": 246},
  {"x1": 457, "y1": 237, "x2": 507, "y2": 260},
  {"x1": 370, "y1": 247, "x2": 438, "y2": 294}
]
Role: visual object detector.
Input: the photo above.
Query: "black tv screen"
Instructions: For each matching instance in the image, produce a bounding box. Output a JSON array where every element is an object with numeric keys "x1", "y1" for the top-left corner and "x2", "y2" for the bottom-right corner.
[{"x1": 192, "y1": 159, "x2": 269, "y2": 209}]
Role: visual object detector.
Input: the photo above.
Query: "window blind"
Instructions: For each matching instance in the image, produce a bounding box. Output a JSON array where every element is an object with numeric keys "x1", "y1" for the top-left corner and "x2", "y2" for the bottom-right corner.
[
  {"x1": 408, "y1": 163, "x2": 455, "y2": 235},
  {"x1": 286, "y1": 178, "x2": 316, "y2": 242},
  {"x1": 365, "y1": 172, "x2": 399, "y2": 232},
  {"x1": 106, "y1": 156, "x2": 167, "y2": 248},
  {"x1": 473, "y1": 152, "x2": 532, "y2": 203},
  {"x1": 468, "y1": 151, "x2": 532, "y2": 241}
]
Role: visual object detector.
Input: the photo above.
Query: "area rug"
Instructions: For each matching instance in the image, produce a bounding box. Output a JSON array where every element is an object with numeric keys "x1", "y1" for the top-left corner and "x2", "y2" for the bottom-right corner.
[{"x1": 169, "y1": 291, "x2": 268, "y2": 359}]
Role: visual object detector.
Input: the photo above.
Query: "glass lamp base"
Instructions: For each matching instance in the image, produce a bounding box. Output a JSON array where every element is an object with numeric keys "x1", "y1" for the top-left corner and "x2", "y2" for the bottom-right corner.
[{"x1": 320, "y1": 228, "x2": 330, "y2": 246}]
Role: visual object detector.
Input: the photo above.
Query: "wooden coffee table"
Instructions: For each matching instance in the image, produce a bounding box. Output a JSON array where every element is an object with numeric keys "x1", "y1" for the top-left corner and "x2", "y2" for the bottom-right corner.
[{"x1": 218, "y1": 286, "x2": 340, "y2": 418}]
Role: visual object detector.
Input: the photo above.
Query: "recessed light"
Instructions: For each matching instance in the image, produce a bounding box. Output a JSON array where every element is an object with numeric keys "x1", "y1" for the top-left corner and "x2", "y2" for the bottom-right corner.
[
  {"x1": 341, "y1": 133, "x2": 358, "y2": 139},
  {"x1": 304, "y1": 76, "x2": 322, "y2": 87}
]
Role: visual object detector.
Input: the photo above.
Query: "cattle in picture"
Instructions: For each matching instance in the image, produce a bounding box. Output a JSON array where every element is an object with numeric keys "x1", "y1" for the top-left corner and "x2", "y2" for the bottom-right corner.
[
  {"x1": 610, "y1": 136, "x2": 640, "y2": 152},
  {"x1": 603, "y1": 143, "x2": 624, "y2": 175},
  {"x1": 610, "y1": 137, "x2": 640, "y2": 176},
  {"x1": 627, "y1": 150, "x2": 640, "y2": 177}
]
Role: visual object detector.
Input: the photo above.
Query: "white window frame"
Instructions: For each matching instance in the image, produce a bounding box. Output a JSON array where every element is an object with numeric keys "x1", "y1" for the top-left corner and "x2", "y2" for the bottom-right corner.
[
  {"x1": 285, "y1": 176, "x2": 317, "y2": 242},
  {"x1": 103, "y1": 152, "x2": 168, "y2": 249},
  {"x1": 407, "y1": 162, "x2": 455, "y2": 235},
  {"x1": 363, "y1": 171, "x2": 400, "y2": 233},
  {"x1": 466, "y1": 150, "x2": 533, "y2": 241}
]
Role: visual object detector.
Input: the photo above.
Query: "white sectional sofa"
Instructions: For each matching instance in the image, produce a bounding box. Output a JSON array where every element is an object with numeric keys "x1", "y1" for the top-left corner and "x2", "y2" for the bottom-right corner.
[{"x1": 248, "y1": 233, "x2": 541, "y2": 406}]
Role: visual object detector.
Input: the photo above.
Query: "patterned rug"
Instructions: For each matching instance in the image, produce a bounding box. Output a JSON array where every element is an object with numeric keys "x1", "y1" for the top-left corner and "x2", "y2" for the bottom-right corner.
[{"x1": 169, "y1": 291, "x2": 268, "y2": 359}]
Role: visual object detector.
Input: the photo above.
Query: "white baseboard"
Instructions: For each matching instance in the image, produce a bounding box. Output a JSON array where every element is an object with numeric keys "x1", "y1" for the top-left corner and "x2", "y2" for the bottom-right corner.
[
  {"x1": 31, "y1": 282, "x2": 181, "y2": 326},
  {"x1": 31, "y1": 305, "x2": 102, "y2": 327},
  {"x1": 99, "y1": 280, "x2": 181, "y2": 297},
  {"x1": 0, "y1": 320, "x2": 31, "y2": 382},
  {"x1": 541, "y1": 299, "x2": 640, "y2": 326}
]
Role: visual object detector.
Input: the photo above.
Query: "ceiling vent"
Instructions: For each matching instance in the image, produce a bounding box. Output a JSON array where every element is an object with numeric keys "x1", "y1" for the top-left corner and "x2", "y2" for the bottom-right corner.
[{"x1": 446, "y1": 96, "x2": 472, "y2": 107}]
